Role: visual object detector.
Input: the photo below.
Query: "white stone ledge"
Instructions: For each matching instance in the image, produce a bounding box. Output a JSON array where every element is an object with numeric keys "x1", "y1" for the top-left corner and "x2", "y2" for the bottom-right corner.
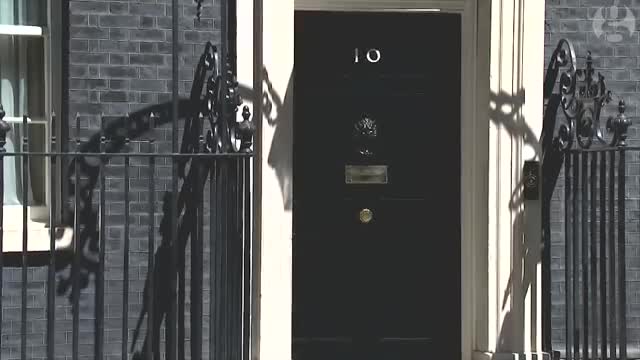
[{"x1": 473, "y1": 351, "x2": 552, "y2": 360}]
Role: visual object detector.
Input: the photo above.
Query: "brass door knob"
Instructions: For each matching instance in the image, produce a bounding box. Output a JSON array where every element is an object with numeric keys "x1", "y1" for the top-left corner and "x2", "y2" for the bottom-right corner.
[{"x1": 359, "y1": 208, "x2": 373, "y2": 224}]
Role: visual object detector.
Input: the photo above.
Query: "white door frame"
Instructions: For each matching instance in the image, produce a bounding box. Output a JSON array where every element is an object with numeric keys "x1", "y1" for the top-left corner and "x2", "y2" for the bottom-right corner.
[
  {"x1": 289, "y1": 4, "x2": 481, "y2": 360},
  {"x1": 245, "y1": 0, "x2": 546, "y2": 358}
]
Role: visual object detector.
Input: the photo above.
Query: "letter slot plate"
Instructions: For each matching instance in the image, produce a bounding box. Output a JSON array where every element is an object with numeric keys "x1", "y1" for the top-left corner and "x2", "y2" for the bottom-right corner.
[{"x1": 345, "y1": 165, "x2": 388, "y2": 184}]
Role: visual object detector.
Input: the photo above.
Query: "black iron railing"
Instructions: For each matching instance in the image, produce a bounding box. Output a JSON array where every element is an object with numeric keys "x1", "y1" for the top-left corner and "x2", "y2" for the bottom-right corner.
[
  {"x1": 542, "y1": 39, "x2": 632, "y2": 360},
  {"x1": 0, "y1": 1, "x2": 254, "y2": 358}
]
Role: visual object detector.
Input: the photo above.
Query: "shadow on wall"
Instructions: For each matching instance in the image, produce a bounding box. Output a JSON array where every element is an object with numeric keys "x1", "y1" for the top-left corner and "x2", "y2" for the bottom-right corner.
[
  {"x1": 488, "y1": 78, "x2": 574, "y2": 356},
  {"x1": 490, "y1": 89, "x2": 540, "y2": 156},
  {"x1": 44, "y1": 62, "x2": 292, "y2": 358},
  {"x1": 237, "y1": 67, "x2": 293, "y2": 211},
  {"x1": 244, "y1": 79, "x2": 541, "y2": 352},
  {"x1": 264, "y1": 67, "x2": 293, "y2": 211},
  {"x1": 487, "y1": 88, "x2": 543, "y2": 354}
]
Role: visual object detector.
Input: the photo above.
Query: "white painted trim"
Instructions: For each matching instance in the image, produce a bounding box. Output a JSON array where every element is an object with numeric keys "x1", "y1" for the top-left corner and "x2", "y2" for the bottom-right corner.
[
  {"x1": 253, "y1": 1, "x2": 485, "y2": 360},
  {"x1": 2, "y1": 116, "x2": 48, "y2": 124},
  {"x1": 295, "y1": 0, "x2": 465, "y2": 11},
  {"x1": 249, "y1": 0, "x2": 263, "y2": 356},
  {"x1": 0, "y1": 24, "x2": 43, "y2": 36},
  {"x1": 480, "y1": 0, "x2": 547, "y2": 355},
  {"x1": 256, "y1": 0, "x2": 549, "y2": 358},
  {"x1": 1, "y1": 205, "x2": 73, "y2": 253},
  {"x1": 461, "y1": 1, "x2": 485, "y2": 359},
  {"x1": 0, "y1": 3, "x2": 56, "y2": 229},
  {"x1": 275, "y1": 3, "x2": 482, "y2": 360},
  {"x1": 48, "y1": 0, "x2": 63, "y2": 227},
  {"x1": 295, "y1": 8, "x2": 444, "y2": 12},
  {"x1": 291, "y1": 5, "x2": 484, "y2": 360},
  {"x1": 258, "y1": 0, "x2": 293, "y2": 358},
  {"x1": 473, "y1": 351, "x2": 551, "y2": 360},
  {"x1": 235, "y1": 0, "x2": 259, "y2": 358},
  {"x1": 475, "y1": 0, "x2": 492, "y2": 352}
]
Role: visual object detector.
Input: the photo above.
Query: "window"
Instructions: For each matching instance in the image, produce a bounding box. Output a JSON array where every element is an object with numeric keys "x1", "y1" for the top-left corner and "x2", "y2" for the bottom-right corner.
[{"x1": 0, "y1": 0, "x2": 63, "y2": 252}]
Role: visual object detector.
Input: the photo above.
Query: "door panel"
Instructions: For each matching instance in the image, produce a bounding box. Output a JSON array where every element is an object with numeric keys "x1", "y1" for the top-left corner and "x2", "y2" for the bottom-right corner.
[{"x1": 293, "y1": 10, "x2": 461, "y2": 360}]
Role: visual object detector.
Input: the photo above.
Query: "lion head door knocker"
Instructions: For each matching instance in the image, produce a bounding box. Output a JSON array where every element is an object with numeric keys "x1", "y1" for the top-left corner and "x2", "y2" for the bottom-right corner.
[{"x1": 353, "y1": 114, "x2": 378, "y2": 158}]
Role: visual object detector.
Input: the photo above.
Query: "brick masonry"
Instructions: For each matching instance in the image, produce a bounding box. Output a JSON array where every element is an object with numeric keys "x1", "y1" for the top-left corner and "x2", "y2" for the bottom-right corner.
[
  {"x1": 0, "y1": 1, "x2": 224, "y2": 359},
  {"x1": 545, "y1": 0, "x2": 640, "y2": 357},
  {"x1": 18, "y1": 1, "x2": 640, "y2": 359}
]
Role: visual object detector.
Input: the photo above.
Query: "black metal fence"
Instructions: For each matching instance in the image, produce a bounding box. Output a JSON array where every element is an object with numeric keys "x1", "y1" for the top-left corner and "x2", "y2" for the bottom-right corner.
[
  {"x1": 542, "y1": 39, "x2": 633, "y2": 360},
  {"x1": 0, "y1": 1, "x2": 255, "y2": 358},
  {"x1": 558, "y1": 146, "x2": 630, "y2": 360}
]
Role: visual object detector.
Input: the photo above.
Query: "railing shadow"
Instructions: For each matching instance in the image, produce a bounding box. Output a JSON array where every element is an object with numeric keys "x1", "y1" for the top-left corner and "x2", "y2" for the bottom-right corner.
[
  {"x1": 43, "y1": 41, "x2": 257, "y2": 358},
  {"x1": 488, "y1": 88, "x2": 548, "y2": 355},
  {"x1": 264, "y1": 68, "x2": 293, "y2": 211},
  {"x1": 236, "y1": 67, "x2": 293, "y2": 211}
]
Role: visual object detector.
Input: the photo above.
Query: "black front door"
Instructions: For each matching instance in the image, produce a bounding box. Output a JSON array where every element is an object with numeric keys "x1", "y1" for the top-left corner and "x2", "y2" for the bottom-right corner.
[{"x1": 292, "y1": 11, "x2": 461, "y2": 360}]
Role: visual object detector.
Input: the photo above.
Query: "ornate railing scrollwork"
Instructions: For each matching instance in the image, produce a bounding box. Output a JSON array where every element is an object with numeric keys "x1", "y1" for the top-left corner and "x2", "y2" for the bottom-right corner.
[
  {"x1": 44, "y1": 40, "x2": 255, "y2": 323},
  {"x1": 542, "y1": 38, "x2": 637, "y2": 358},
  {"x1": 195, "y1": 0, "x2": 204, "y2": 21},
  {"x1": 547, "y1": 38, "x2": 630, "y2": 150},
  {"x1": 177, "y1": 41, "x2": 255, "y2": 178}
]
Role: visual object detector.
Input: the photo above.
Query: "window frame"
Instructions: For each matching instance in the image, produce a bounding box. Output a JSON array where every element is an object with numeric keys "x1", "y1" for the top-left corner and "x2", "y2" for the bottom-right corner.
[{"x1": 0, "y1": 0, "x2": 64, "y2": 253}]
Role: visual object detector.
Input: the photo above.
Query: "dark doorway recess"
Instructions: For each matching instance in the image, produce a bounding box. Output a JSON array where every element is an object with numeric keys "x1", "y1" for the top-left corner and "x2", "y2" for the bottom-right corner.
[{"x1": 293, "y1": 10, "x2": 462, "y2": 360}]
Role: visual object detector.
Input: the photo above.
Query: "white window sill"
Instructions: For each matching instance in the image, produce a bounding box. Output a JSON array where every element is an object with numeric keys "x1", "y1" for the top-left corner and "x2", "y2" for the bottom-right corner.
[
  {"x1": 1, "y1": 116, "x2": 48, "y2": 124},
  {"x1": 0, "y1": 25, "x2": 43, "y2": 37},
  {"x1": 1, "y1": 206, "x2": 72, "y2": 253}
]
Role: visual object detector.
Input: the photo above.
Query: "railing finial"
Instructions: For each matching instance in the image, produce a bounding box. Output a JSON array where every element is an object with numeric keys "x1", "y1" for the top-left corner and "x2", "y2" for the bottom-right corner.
[
  {"x1": 608, "y1": 99, "x2": 631, "y2": 147},
  {"x1": 238, "y1": 105, "x2": 255, "y2": 152}
]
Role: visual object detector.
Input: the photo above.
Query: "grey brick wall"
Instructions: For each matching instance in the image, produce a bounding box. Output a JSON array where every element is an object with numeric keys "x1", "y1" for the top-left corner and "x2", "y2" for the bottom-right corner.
[
  {"x1": 1, "y1": 0, "x2": 222, "y2": 358},
  {"x1": 545, "y1": 0, "x2": 640, "y2": 357}
]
